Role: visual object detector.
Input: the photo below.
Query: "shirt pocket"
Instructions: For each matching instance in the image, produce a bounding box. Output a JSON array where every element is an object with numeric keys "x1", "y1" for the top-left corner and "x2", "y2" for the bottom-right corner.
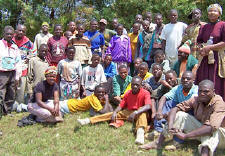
[{"x1": 2, "y1": 57, "x2": 16, "y2": 70}]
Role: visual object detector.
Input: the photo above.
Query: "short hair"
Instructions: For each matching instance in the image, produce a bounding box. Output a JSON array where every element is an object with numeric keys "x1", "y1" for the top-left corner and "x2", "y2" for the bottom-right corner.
[
  {"x1": 39, "y1": 43, "x2": 48, "y2": 49},
  {"x1": 94, "y1": 83, "x2": 106, "y2": 92},
  {"x1": 133, "y1": 22, "x2": 141, "y2": 27},
  {"x1": 170, "y1": 9, "x2": 178, "y2": 14},
  {"x1": 139, "y1": 62, "x2": 149, "y2": 69},
  {"x1": 155, "y1": 13, "x2": 162, "y2": 18},
  {"x1": 154, "y1": 49, "x2": 165, "y2": 56},
  {"x1": 134, "y1": 57, "x2": 143, "y2": 63},
  {"x1": 199, "y1": 79, "x2": 214, "y2": 89},
  {"x1": 4, "y1": 25, "x2": 14, "y2": 33},
  {"x1": 136, "y1": 14, "x2": 142, "y2": 18},
  {"x1": 77, "y1": 23, "x2": 85, "y2": 29},
  {"x1": 104, "y1": 54, "x2": 112, "y2": 58},
  {"x1": 90, "y1": 19, "x2": 98, "y2": 24},
  {"x1": 152, "y1": 63, "x2": 163, "y2": 70},
  {"x1": 54, "y1": 24, "x2": 62, "y2": 31},
  {"x1": 165, "y1": 70, "x2": 177, "y2": 78},
  {"x1": 132, "y1": 75, "x2": 142, "y2": 82},
  {"x1": 118, "y1": 65, "x2": 127, "y2": 71},
  {"x1": 142, "y1": 20, "x2": 150, "y2": 25},
  {"x1": 16, "y1": 24, "x2": 26, "y2": 30},
  {"x1": 65, "y1": 46, "x2": 75, "y2": 52},
  {"x1": 92, "y1": 53, "x2": 100, "y2": 59},
  {"x1": 116, "y1": 24, "x2": 123, "y2": 30},
  {"x1": 68, "y1": 21, "x2": 75, "y2": 25}
]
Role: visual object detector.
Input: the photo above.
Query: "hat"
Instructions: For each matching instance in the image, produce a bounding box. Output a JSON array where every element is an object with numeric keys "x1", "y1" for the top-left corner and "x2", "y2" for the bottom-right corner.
[
  {"x1": 178, "y1": 40, "x2": 192, "y2": 54},
  {"x1": 207, "y1": 4, "x2": 222, "y2": 15},
  {"x1": 42, "y1": 22, "x2": 49, "y2": 27},
  {"x1": 45, "y1": 66, "x2": 57, "y2": 76},
  {"x1": 99, "y1": 19, "x2": 107, "y2": 25}
]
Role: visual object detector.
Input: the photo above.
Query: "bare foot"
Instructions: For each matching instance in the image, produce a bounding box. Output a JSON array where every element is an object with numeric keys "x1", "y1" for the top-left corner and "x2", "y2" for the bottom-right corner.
[{"x1": 139, "y1": 141, "x2": 160, "y2": 150}]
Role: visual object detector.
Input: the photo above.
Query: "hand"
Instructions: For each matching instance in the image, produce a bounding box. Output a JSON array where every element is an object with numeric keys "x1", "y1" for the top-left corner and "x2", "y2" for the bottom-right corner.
[
  {"x1": 49, "y1": 107, "x2": 56, "y2": 116},
  {"x1": 82, "y1": 91, "x2": 87, "y2": 97},
  {"x1": 156, "y1": 111, "x2": 163, "y2": 120},
  {"x1": 127, "y1": 111, "x2": 137, "y2": 122},
  {"x1": 111, "y1": 112, "x2": 117, "y2": 122},
  {"x1": 151, "y1": 112, "x2": 156, "y2": 119},
  {"x1": 54, "y1": 106, "x2": 59, "y2": 116},
  {"x1": 114, "y1": 96, "x2": 121, "y2": 102},
  {"x1": 200, "y1": 45, "x2": 212, "y2": 56},
  {"x1": 142, "y1": 83, "x2": 151, "y2": 92},
  {"x1": 173, "y1": 130, "x2": 187, "y2": 140},
  {"x1": 25, "y1": 58, "x2": 29, "y2": 64},
  {"x1": 104, "y1": 94, "x2": 109, "y2": 101}
]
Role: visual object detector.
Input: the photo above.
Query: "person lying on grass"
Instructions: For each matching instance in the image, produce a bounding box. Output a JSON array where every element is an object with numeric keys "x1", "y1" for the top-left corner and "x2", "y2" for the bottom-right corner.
[
  {"x1": 60, "y1": 84, "x2": 113, "y2": 116},
  {"x1": 77, "y1": 76, "x2": 152, "y2": 145}
]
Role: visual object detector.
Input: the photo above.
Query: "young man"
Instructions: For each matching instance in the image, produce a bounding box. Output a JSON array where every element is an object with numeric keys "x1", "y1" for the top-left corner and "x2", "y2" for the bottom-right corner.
[
  {"x1": 161, "y1": 9, "x2": 187, "y2": 66},
  {"x1": 130, "y1": 15, "x2": 143, "y2": 32},
  {"x1": 67, "y1": 21, "x2": 77, "y2": 36},
  {"x1": 34, "y1": 22, "x2": 53, "y2": 50},
  {"x1": 133, "y1": 57, "x2": 143, "y2": 76},
  {"x1": 0, "y1": 26, "x2": 22, "y2": 114},
  {"x1": 77, "y1": 76, "x2": 151, "y2": 145},
  {"x1": 103, "y1": 54, "x2": 117, "y2": 80},
  {"x1": 144, "y1": 12, "x2": 156, "y2": 32},
  {"x1": 81, "y1": 54, "x2": 107, "y2": 96},
  {"x1": 64, "y1": 31, "x2": 73, "y2": 41},
  {"x1": 112, "y1": 18, "x2": 127, "y2": 35},
  {"x1": 69, "y1": 24, "x2": 92, "y2": 67}
]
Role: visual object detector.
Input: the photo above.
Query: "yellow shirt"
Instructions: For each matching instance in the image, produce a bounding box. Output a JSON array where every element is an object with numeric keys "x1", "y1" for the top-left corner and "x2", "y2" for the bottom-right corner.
[
  {"x1": 67, "y1": 94, "x2": 103, "y2": 113},
  {"x1": 128, "y1": 33, "x2": 139, "y2": 60}
]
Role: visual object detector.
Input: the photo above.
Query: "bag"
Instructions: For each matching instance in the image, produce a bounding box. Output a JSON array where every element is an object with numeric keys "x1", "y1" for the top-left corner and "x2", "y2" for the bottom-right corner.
[{"x1": 89, "y1": 32, "x2": 101, "y2": 42}]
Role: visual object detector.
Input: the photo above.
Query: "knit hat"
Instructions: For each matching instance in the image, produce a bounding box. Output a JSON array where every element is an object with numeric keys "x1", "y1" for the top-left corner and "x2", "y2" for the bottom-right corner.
[
  {"x1": 207, "y1": 4, "x2": 222, "y2": 15},
  {"x1": 178, "y1": 40, "x2": 192, "y2": 54},
  {"x1": 42, "y1": 22, "x2": 49, "y2": 27},
  {"x1": 45, "y1": 66, "x2": 57, "y2": 76}
]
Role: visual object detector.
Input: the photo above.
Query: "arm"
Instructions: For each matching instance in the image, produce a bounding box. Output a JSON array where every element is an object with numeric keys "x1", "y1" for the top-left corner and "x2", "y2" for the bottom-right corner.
[
  {"x1": 127, "y1": 37, "x2": 132, "y2": 63},
  {"x1": 53, "y1": 90, "x2": 60, "y2": 116},
  {"x1": 111, "y1": 105, "x2": 122, "y2": 122},
  {"x1": 160, "y1": 79, "x2": 172, "y2": 89},
  {"x1": 98, "y1": 95, "x2": 113, "y2": 114},
  {"x1": 161, "y1": 40, "x2": 166, "y2": 52},
  {"x1": 151, "y1": 99, "x2": 157, "y2": 119},
  {"x1": 156, "y1": 95, "x2": 167, "y2": 120},
  {"x1": 112, "y1": 76, "x2": 121, "y2": 96},
  {"x1": 27, "y1": 58, "x2": 34, "y2": 95}
]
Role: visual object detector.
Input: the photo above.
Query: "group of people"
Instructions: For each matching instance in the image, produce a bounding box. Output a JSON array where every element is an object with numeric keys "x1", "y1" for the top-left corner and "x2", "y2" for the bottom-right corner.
[{"x1": 0, "y1": 3, "x2": 225, "y2": 156}]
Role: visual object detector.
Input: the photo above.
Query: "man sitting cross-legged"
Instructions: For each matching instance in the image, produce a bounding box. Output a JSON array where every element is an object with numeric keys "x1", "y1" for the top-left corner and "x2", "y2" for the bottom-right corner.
[{"x1": 77, "y1": 76, "x2": 152, "y2": 145}]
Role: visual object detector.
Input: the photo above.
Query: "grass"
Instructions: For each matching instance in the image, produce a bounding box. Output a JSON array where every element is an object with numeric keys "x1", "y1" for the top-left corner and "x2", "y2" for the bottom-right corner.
[{"x1": 0, "y1": 112, "x2": 225, "y2": 156}]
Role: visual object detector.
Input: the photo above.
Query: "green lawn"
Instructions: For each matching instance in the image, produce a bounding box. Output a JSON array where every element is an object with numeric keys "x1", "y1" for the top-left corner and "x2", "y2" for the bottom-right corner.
[{"x1": 0, "y1": 112, "x2": 224, "y2": 156}]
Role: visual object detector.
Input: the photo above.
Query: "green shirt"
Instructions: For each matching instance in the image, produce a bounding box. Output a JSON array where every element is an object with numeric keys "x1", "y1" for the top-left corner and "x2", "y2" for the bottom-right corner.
[{"x1": 112, "y1": 75, "x2": 132, "y2": 96}]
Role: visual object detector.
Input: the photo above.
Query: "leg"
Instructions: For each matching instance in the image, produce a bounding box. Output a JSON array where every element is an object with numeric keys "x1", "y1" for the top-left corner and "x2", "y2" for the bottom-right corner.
[
  {"x1": 0, "y1": 72, "x2": 11, "y2": 114},
  {"x1": 16, "y1": 76, "x2": 27, "y2": 104},
  {"x1": 135, "y1": 112, "x2": 148, "y2": 145},
  {"x1": 5, "y1": 71, "x2": 16, "y2": 112}
]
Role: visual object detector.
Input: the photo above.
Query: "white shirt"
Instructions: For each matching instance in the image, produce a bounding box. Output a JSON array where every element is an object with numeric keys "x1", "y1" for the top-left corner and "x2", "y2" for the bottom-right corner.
[{"x1": 34, "y1": 32, "x2": 53, "y2": 50}]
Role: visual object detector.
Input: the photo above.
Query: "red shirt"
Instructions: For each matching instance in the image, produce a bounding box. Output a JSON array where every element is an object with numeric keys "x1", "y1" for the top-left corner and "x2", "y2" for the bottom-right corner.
[{"x1": 120, "y1": 88, "x2": 151, "y2": 110}]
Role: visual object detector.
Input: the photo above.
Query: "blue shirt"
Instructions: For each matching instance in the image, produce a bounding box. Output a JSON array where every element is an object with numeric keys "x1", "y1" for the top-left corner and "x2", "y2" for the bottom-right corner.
[
  {"x1": 84, "y1": 31, "x2": 105, "y2": 52},
  {"x1": 164, "y1": 84, "x2": 198, "y2": 103},
  {"x1": 103, "y1": 62, "x2": 117, "y2": 79}
]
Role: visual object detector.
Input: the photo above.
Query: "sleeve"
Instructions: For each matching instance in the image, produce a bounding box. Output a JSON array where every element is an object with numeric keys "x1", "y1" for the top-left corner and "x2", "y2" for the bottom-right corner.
[
  {"x1": 112, "y1": 76, "x2": 121, "y2": 96},
  {"x1": 164, "y1": 86, "x2": 177, "y2": 100},
  {"x1": 81, "y1": 67, "x2": 86, "y2": 86},
  {"x1": 100, "y1": 34, "x2": 105, "y2": 46},
  {"x1": 33, "y1": 35, "x2": 38, "y2": 50},
  {"x1": 28, "y1": 41, "x2": 37, "y2": 58},
  {"x1": 221, "y1": 22, "x2": 225, "y2": 42},
  {"x1": 121, "y1": 83, "x2": 131, "y2": 98},
  {"x1": 106, "y1": 37, "x2": 114, "y2": 55},
  {"x1": 27, "y1": 58, "x2": 34, "y2": 94},
  {"x1": 34, "y1": 82, "x2": 43, "y2": 94},
  {"x1": 163, "y1": 60, "x2": 170, "y2": 73},
  {"x1": 57, "y1": 61, "x2": 63, "y2": 75},
  {"x1": 78, "y1": 62, "x2": 82, "y2": 78},
  {"x1": 90, "y1": 95, "x2": 103, "y2": 112},
  {"x1": 83, "y1": 31, "x2": 88, "y2": 38},
  {"x1": 123, "y1": 28, "x2": 128, "y2": 35},
  {"x1": 144, "y1": 90, "x2": 152, "y2": 106},
  {"x1": 183, "y1": 23, "x2": 188, "y2": 33},
  {"x1": 176, "y1": 96, "x2": 196, "y2": 112},
  {"x1": 197, "y1": 25, "x2": 205, "y2": 43},
  {"x1": 119, "y1": 93, "x2": 128, "y2": 108},
  {"x1": 135, "y1": 35, "x2": 140, "y2": 58},
  {"x1": 127, "y1": 37, "x2": 132, "y2": 63},
  {"x1": 87, "y1": 40, "x2": 92, "y2": 64},
  {"x1": 15, "y1": 48, "x2": 22, "y2": 81},
  {"x1": 160, "y1": 26, "x2": 166, "y2": 40},
  {"x1": 46, "y1": 38, "x2": 52, "y2": 64},
  {"x1": 53, "y1": 83, "x2": 59, "y2": 92},
  {"x1": 100, "y1": 65, "x2": 107, "y2": 83}
]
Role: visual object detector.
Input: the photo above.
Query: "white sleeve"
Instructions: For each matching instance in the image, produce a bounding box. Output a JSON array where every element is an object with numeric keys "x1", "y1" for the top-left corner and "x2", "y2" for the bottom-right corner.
[
  {"x1": 100, "y1": 65, "x2": 107, "y2": 83},
  {"x1": 81, "y1": 67, "x2": 86, "y2": 86},
  {"x1": 160, "y1": 26, "x2": 166, "y2": 40}
]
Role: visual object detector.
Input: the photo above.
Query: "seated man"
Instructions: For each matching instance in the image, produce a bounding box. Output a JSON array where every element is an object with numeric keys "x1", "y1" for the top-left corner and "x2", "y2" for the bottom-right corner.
[
  {"x1": 153, "y1": 80, "x2": 225, "y2": 156},
  {"x1": 60, "y1": 84, "x2": 113, "y2": 116},
  {"x1": 140, "y1": 71, "x2": 198, "y2": 150},
  {"x1": 102, "y1": 54, "x2": 117, "y2": 80},
  {"x1": 132, "y1": 57, "x2": 143, "y2": 76},
  {"x1": 77, "y1": 76, "x2": 151, "y2": 145}
]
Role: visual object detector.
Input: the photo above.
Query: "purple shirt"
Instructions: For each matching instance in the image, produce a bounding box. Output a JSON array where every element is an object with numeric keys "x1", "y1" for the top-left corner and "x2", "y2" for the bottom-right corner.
[{"x1": 106, "y1": 35, "x2": 132, "y2": 63}]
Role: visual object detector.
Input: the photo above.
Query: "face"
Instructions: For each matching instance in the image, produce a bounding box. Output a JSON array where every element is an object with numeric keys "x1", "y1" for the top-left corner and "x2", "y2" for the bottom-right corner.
[
  {"x1": 131, "y1": 78, "x2": 142, "y2": 94},
  {"x1": 135, "y1": 15, "x2": 143, "y2": 23},
  {"x1": 4, "y1": 29, "x2": 14, "y2": 42},
  {"x1": 154, "y1": 53, "x2": 164, "y2": 64},
  {"x1": 142, "y1": 21, "x2": 150, "y2": 32},
  {"x1": 112, "y1": 19, "x2": 118, "y2": 29},
  {"x1": 169, "y1": 11, "x2": 178, "y2": 23},
  {"x1": 192, "y1": 9, "x2": 201, "y2": 22},
  {"x1": 138, "y1": 65, "x2": 148, "y2": 78},
  {"x1": 116, "y1": 26, "x2": 123, "y2": 36},
  {"x1": 54, "y1": 26, "x2": 63, "y2": 37},
  {"x1": 198, "y1": 84, "x2": 214, "y2": 103},
  {"x1": 99, "y1": 22, "x2": 106, "y2": 30},
  {"x1": 181, "y1": 72, "x2": 193, "y2": 89},
  {"x1": 16, "y1": 25, "x2": 26, "y2": 39},
  {"x1": 94, "y1": 87, "x2": 106, "y2": 102},
  {"x1": 155, "y1": 15, "x2": 163, "y2": 26},
  {"x1": 66, "y1": 49, "x2": 75, "y2": 60},
  {"x1": 165, "y1": 73, "x2": 177, "y2": 87},
  {"x1": 133, "y1": 24, "x2": 140, "y2": 34},
  {"x1": 42, "y1": 25, "x2": 49, "y2": 32},
  {"x1": 145, "y1": 14, "x2": 152, "y2": 22},
  {"x1": 152, "y1": 65, "x2": 162, "y2": 78},
  {"x1": 77, "y1": 26, "x2": 85, "y2": 36},
  {"x1": 90, "y1": 21, "x2": 98, "y2": 31},
  {"x1": 46, "y1": 74, "x2": 56, "y2": 85},
  {"x1": 38, "y1": 45, "x2": 48, "y2": 59},
  {"x1": 134, "y1": 59, "x2": 142, "y2": 70},
  {"x1": 91, "y1": 56, "x2": 100, "y2": 67},
  {"x1": 119, "y1": 67, "x2": 128, "y2": 79},
  {"x1": 104, "y1": 56, "x2": 112, "y2": 66},
  {"x1": 68, "y1": 22, "x2": 76, "y2": 32},
  {"x1": 178, "y1": 51, "x2": 189, "y2": 61},
  {"x1": 208, "y1": 7, "x2": 220, "y2": 22},
  {"x1": 64, "y1": 31, "x2": 73, "y2": 40}
]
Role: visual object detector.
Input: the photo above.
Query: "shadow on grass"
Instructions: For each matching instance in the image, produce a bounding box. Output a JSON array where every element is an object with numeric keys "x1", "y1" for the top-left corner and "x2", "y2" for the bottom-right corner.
[{"x1": 40, "y1": 122, "x2": 57, "y2": 128}]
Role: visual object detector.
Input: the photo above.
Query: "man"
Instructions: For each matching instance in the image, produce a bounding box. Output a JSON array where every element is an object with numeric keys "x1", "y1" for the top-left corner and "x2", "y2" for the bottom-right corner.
[
  {"x1": 144, "y1": 12, "x2": 156, "y2": 32},
  {"x1": 165, "y1": 80, "x2": 224, "y2": 156},
  {"x1": 34, "y1": 22, "x2": 53, "y2": 50},
  {"x1": 130, "y1": 14, "x2": 143, "y2": 32},
  {"x1": 140, "y1": 71, "x2": 198, "y2": 150},
  {"x1": 77, "y1": 76, "x2": 151, "y2": 145},
  {"x1": 13, "y1": 24, "x2": 36, "y2": 104},
  {"x1": 67, "y1": 21, "x2": 77, "y2": 36},
  {"x1": 0, "y1": 26, "x2": 22, "y2": 114},
  {"x1": 112, "y1": 18, "x2": 127, "y2": 35}
]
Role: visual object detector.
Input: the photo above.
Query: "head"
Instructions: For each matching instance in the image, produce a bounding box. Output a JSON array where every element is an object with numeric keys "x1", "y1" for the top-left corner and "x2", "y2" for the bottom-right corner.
[
  {"x1": 45, "y1": 66, "x2": 57, "y2": 85},
  {"x1": 91, "y1": 54, "x2": 101, "y2": 67},
  {"x1": 138, "y1": 62, "x2": 149, "y2": 78},
  {"x1": 3, "y1": 26, "x2": 14, "y2": 42},
  {"x1": 112, "y1": 18, "x2": 119, "y2": 29},
  {"x1": 144, "y1": 12, "x2": 152, "y2": 22},
  {"x1": 41, "y1": 22, "x2": 49, "y2": 33},
  {"x1": 94, "y1": 84, "x2": 106, "y2": 102},
  {"x1": 66, "y1": 46, "x2": 75, "y2": 60},
  {"x1": 77, "y1": 24, "x2": 85, "y2": 37},
  {"x1": 99, "y1": 19, "x2": 107, "y2": 31},
  {"x1": 54, "y1": 24, "x2": 63, "y2": 37},
  {"x1": 142, "y1": 20, "x2": 150, "y2": 32},
  {"x1": 189, "y1": 9, "x2": 202, "y2": 22},
  {"x1": 132, "y1": 23, "x2": 140, "y2": 34},
  {"x1": 165, "y1": 70, "x2": 177, "y2": 87},
  {"x1": 15, "y1": 24, "x2": 26, "y2": 39},
  {"x1": 131, "y1": 76, "x2": 142, "y2": 94},
  {"x1": 116, "y1": 24, "x2": 124, "y2": 36},
  {"x1": 68, "y1": 21, "x2": 76, "y2": 32},
  {"x1": 134, "y1": 58, "x2": 143, "y2": 70},
  {"x1": 64, "y1": 31, "x2": 73, "y2": 40},
  {"x1": 181, "y1": 71, "x2": 194, "y2": 90},
  {"x1": 169, "y1": 9, "x2": 178, "y2": 24},
  {"x1": 154, "y1": 49, "x2": 165, "y2": 64},
  {"x1": 38, "y1": 44, "x2": 48, "y2": 59},
  {"x1": 135, "y1": 14, "x2": 143, "y2": 24},
  {"x1": 178, "y1": 51, "x2": 189, "y2": 62},
  {"x1": 178, "y1": 40, "x2": 191, "y2": 61},
  {"x1": 152, "y1": 63, "x2": 163, "y2": 78},
  {"x1": 118, "y1": 65, "x2": 128, "y2": 80},
  {"x1": 154, "y1": 13, "x2": 163, "y2": 27},
  {"x1": 104, "y1": 54, "x2": 112, "y2": 67},
  {"x1": 198, "y1": 80, "x2": 215, "y2": 104},
  {"x1": 207, "y1": 4, "x2": 222, "y2": 23},
  {"x1": 90, "y1": 19, "x2": 98, "y2": 32}
]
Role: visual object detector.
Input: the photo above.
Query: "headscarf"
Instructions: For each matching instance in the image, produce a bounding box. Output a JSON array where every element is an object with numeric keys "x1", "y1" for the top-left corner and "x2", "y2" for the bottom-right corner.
[
  {"x1": 207, "y1": 4, "x2": 222, "y2": 15},
  {"x1": 178, "y1": 40, "x2": 192, "y2": 54},
  {"x1": 42, "y1": 22, "x2": 49, "y2": 27},
  {"x1": 45, "y1": 66, "x2": 57, "y2": 76}
]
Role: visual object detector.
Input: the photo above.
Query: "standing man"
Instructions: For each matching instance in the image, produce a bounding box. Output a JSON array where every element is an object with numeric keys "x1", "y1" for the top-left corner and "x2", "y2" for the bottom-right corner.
[
  {"x1": 112, "y1": 18, "x2": 128, "y2": 35},
  {"x1": 34, "y1": 22, "x2": 53, "y2": 50},
  {"x1": 0, "y1": 26, "x2": 22, "y2": 114}
]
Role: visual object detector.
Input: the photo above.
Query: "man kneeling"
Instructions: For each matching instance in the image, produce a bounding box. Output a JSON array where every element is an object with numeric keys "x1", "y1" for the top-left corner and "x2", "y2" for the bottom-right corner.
[{"x1": 77, "y1": 76, "x2": 152, "y2": 145}]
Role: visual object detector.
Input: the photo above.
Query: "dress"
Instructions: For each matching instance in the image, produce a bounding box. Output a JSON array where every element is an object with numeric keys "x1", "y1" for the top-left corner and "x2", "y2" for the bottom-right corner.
[{"x1": 196, "y1": 21, "x2": 225, "y2": 100}]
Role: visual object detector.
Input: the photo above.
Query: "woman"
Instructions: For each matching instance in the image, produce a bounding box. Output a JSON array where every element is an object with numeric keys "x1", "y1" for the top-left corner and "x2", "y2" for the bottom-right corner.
[
  {"x1": 196, "y1": 4, "x2": 225, "y2": 100},
  {"x1": 28, "y1": 66, "x2": 63, "y2": 123}
]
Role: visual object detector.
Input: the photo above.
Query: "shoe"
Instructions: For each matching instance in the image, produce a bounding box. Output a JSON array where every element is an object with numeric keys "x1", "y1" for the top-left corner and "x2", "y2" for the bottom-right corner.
[
  {"x1": 77, "y1": 118, "x2": 90, "y2": 125},
  {"x1": 165, "y1": 141, "x2": 183, "y2": 151},
  {"x1": 109, "y1": 120, "x2": 124, "y2": 128},
  {"x1": 0, "y1": 131, "x2": 2, "y2": 136},
  {"x1": 135, "y1": 128, "x2": 145, "y2": 145},
  {"x1": 145, "y1": 130, "x2": 160, "y2": 141}
]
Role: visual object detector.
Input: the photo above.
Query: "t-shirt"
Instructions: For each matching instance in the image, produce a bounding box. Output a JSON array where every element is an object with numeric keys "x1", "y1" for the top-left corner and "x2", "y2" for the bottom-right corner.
[
  {"x1": 161, "y1": 22, "x2": 187, "y2": 63},
  {"x1": 67, "y1": 94, "x2": 103, "y2": 112},
  {"x1": 120, "y1": 88, "x2": 151, "y2": 110},
  {"x1": 81, "y1": 64, "x2": 107, "y2": 91},
  {"x1": 128, "y1": 33, "x2": 139, "y2": 60},
  {"x1": 30, "y1": 80, "x2": 59, "y2": 103},
  {"x1": 84, "y1": 31, "x2": 105, "y2": 52}
]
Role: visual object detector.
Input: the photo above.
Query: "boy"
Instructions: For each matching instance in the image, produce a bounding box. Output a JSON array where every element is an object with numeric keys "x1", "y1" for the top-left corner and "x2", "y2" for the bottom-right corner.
[
  {"x1": 64, "y1": 31, "x2": 73, "y2": 41},
  {"x1": 81, "y1": 54, "x2": 107, "y2": 96},
  {"x1": 103, "y1": 54, "x2": 117, "y2": 80},
  {"x1": 133, "y1": 57, "x2": 143, "y2": 76},
  {"x1": 57, "y1": 46, "x2": 82, "y2": 100}
]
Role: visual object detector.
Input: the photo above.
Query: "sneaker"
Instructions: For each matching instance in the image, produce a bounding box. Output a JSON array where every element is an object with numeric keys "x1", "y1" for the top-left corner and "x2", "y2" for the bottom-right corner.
[
  {"x1": 77, "y1": 118, "x2": 90, "y2": 125},
  {"x1": 135, "y1": 128, "x2": 145, "y2": 145},
  {"x1": 165, "y1": 141, "x2": 183, "y2": 151}
]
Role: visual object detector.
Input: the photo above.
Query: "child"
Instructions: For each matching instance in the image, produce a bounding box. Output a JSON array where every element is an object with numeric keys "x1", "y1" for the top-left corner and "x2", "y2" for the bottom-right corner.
[
  {"x1": 57, "y1": 46, "x2": 82, "y2": 100},
  {"x1": 103, "y1": 54, "x2": 117, "y2": 80},
  {"x1": 81, "y1": 54, "x2": 107, "y2": 96},
  {"x1": 64, "y1": 31, "x2": 73, "y2": 40},
  {"x1": 150, "y1": 49, "x2": 170, "y2": 73},
  {"x1": 133, "y1": 57, "x2": 143, "y2": 76},
  {"x1": 69, "y1": 24, "x2": 92, "y2": 68},
  {"x1": 106, "y1": 24, "x2": 132, "y2": 71}
]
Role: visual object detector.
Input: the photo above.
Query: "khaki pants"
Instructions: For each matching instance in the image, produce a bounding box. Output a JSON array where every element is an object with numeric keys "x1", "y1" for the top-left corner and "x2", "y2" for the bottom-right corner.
[
  {"x1": 169, "y1": 111, "x2": 225, "y2": 156},
  {"x1": 16, "y1": 76, "x2": 27, "y2": 104},
  {"x1": 90, "y1": 109, "x2": 148, "y2": 132}
]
